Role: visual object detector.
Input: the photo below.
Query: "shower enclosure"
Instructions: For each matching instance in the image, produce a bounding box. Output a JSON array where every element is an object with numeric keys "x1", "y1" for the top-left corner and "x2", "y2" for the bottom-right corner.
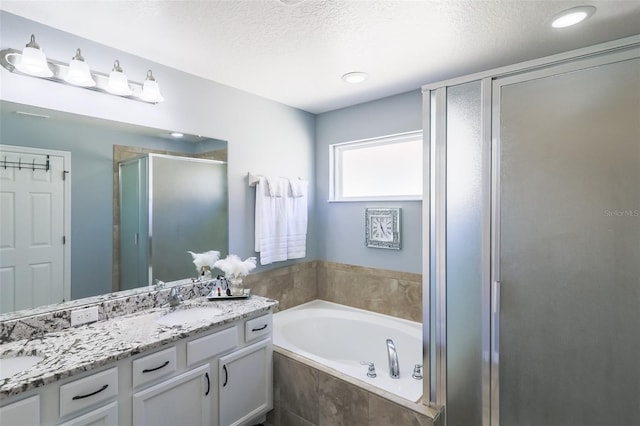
[
  {"x1": 423, "y1": 39, "x2": 639, "y2": 426},
  {"x1": 119, "y1": 154, "x2": 228, "y2": 289}
]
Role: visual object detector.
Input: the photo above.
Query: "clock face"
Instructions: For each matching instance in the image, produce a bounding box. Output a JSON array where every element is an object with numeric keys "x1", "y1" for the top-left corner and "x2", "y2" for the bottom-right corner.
[{"x1": 370, "y1": 215, "x2": 393, "y2": 242}]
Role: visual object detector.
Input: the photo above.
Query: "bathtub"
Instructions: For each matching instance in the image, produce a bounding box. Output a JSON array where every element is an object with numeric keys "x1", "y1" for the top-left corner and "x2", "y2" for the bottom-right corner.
[{"x1": 273, "y1": 300, "x2": 423, "y2": 402}]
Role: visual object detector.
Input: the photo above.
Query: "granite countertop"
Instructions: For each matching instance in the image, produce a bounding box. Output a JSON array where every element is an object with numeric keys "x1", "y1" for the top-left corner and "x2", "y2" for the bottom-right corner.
[{"x1": 0, "y1": 295, "x2": 278, "y2": 398}]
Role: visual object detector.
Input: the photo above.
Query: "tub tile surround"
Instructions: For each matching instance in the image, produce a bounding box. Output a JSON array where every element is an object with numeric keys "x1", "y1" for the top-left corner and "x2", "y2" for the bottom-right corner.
[
  {"x1": 317, "y1": 261, "x2": 422, "y2": 322},
  {"x1": 269, "y1": 352, "x2": 440, "y2": 426},
  {"x1": 243, "y1": 261, "x2": 319, "y2": 312},
  {"x1": 245, "y1": 260, "x2": 422, "y2": 322},
  {"x1": 0, "y1": 294, "x2": 277, "y2": 398}
]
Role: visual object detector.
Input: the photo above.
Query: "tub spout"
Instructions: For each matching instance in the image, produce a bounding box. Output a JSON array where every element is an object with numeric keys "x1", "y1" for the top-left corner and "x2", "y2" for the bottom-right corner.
[{"x1": 386, "y1": 339, "x2": 400, "y2": 379}]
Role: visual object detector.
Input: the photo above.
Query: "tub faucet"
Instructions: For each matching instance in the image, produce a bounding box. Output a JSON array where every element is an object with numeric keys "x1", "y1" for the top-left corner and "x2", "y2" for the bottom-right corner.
[{"x1": 386, "y1": 339, "x2": 400, "y2": 379}]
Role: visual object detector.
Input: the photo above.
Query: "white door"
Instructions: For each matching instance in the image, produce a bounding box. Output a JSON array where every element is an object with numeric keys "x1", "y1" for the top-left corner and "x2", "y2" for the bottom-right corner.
[{"x1": 0, "y1": 145, "x2": 70, "y2": 313}]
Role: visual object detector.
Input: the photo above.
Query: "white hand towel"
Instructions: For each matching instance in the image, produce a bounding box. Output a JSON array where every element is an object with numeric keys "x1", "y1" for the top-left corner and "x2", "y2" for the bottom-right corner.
[
  {"x1": 255, "y1": 177, "x2": 288, "y2": 265},
  {"x1": 286, "y1": 179, "x2": 308, "y2": 259},
  {"x1": 254, "y1": 176, "x2": 308, "y2": 264},
  {"x1": 289, "y1": 178, "x2": 308, "y2": 198},
  {"x1": 266, "y1": 176, "x2": 288, "y2": 197}
]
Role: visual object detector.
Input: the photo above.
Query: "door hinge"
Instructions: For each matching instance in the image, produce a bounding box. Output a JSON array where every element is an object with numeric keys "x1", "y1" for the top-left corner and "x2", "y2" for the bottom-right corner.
[{"x1": 63, "y1": 170, "x2": 69, "y2": 180}]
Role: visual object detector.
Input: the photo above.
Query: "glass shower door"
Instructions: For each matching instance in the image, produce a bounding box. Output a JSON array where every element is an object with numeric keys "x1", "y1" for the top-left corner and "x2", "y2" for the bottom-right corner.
[{"x1": 495, "y1": 57, "x2": 640, "y2": 426}]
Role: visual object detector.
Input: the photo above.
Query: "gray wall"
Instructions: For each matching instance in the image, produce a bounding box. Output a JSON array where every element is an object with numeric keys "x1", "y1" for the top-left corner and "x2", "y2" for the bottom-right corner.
[
  {"x1": 315, "y1": 90, "x2": 423, "y2": 274},
  {"x1": 0, "y1": 11, "x2": 318, "y2": 288}
]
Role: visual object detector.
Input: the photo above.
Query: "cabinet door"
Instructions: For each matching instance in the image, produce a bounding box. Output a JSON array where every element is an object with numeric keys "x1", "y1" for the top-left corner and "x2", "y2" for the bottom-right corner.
[
  {"x1": 58, "y1": 402, "x2": 117, "y2": 426},
  {"x1": 0, "y1": 395, "x2": 39, "y2": 426},
  {"x1": 219, "y1": 339, "x2": 272, "y2": 426},
  {"x1": 133, "y1": 364, "x2": 211, "y2": 426}
]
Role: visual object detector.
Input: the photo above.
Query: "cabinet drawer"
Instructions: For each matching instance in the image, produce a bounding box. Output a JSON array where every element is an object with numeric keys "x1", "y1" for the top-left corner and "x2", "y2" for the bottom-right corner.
[
  {"x1": 187, "y1": 326, "x2": 238, "y2": 366},
  {"x1": 132, "y1": 346, "x2": 177, "y2": 388},
  {"x1": 245, "y1": 314, "x2": 272, "y2": 343},
  {"x1": 59, "y1": 367, "x2": 118, "y2": 418}
]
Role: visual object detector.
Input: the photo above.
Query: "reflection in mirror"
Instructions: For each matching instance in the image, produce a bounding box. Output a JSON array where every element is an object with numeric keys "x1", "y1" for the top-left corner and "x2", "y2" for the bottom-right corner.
[
  {"x1": 0, "y1": 100, "x2": 228, "y2": 316},
  {"x1": 118, "y1": 153, "x2": 228, "y2": 290}
]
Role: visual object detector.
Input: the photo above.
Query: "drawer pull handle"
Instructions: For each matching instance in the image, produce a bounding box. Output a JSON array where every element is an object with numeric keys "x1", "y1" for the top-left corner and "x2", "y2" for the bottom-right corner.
[
  {"x1": 72, "y1": 384, "x2": 108, "y2": 400},
  {"x1": 205, "y1": 372, "x2": 210, "y2": 396},
  {"x1": 251, "y1": 324, "x2": 268, "y2": 332},
  {"x1": 223, "y1": 365, "x2": 228, "y2": 387},
  {"x1": 142, "y1": 360, "x2": 170, "y2": 373}
]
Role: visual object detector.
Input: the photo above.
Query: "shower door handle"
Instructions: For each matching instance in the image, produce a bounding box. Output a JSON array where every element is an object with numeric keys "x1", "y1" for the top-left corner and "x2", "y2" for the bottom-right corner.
[{"x1": 492, "y1": 281, "x2": 501, "y2": 355}]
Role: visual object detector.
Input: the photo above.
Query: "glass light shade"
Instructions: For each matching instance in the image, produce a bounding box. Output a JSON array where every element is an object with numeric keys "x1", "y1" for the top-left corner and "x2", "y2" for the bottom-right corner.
[
  {"x1": 15, "y1": 46, "x2": 53, "y2": 77},
  {"x1": 140, "y1": 79, "x2": 164, "y2": 103},
  {"x1": 139, "y1": 70, "x2": 164, "y2": 103},
  {"x1": 64, "y1": 57, "x2": 96, "y2": 87},
  {"x1": 106, "y1": 69, "x2": 132, "y2": 96}
]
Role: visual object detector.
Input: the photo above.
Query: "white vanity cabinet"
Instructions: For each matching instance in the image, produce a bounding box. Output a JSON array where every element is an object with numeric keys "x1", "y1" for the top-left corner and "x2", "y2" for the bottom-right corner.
[{"x1": 0, "y1": 308, "x2": 274, "y2": 426}]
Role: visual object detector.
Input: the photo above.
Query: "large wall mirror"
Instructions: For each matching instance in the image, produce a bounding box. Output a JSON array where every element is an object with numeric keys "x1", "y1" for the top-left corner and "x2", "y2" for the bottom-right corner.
[{"x1": 0, "y1": 100, "x2": 228, "y2": 317}]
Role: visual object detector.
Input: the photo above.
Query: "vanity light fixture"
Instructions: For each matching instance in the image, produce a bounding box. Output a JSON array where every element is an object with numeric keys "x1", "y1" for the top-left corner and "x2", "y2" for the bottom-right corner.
[
  {"x1": 551, "y1": 6, "x2": 596, "y2": 28},
  {"x1": 342, "y1": 71, "x2": 369, "y2": 84},
  {"x1": 0, "y1": 34, "x2": 165, "y2": 104},
  {"x1": 63, "y1": 49, "x2": 96, "y2": 87},
  {"x1": 105, "y1": 60, "x2": 132, "y2": 96},
  {"x1": 140, "y1": 70, "x2": 164, "y2": 103},
  {"x1": 170, "y1": 132, "x2": 184, "y2": 138},
  {"x1": 14, "y1": 34, "x2": 53, "y2": 77}
]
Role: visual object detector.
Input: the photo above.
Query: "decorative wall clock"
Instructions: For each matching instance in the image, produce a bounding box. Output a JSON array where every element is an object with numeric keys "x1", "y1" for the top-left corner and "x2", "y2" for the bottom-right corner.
[{"x1": 365, "y1": 208, "x2": 401, "y2": 249}]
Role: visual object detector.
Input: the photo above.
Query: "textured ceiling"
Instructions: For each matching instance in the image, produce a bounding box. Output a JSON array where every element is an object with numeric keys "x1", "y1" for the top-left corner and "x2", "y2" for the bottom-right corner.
[{"x1": 2, "y1": 1, "x2": 640, "y2": 113}]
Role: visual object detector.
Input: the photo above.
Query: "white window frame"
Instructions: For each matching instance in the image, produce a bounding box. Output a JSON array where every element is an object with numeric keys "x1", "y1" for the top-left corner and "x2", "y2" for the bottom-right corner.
[{"x1": 329, "y1": 130, "x2": 423, "y2": 202}]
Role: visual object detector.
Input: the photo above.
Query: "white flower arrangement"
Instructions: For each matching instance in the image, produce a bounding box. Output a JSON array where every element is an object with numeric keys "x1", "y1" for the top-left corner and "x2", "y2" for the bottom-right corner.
[
  {"x1": 187, "y1": 250, "x2": 220, "y2": 277},
  {"x1": 213, "y1": 255, "x2": 257, "y2": 280}
]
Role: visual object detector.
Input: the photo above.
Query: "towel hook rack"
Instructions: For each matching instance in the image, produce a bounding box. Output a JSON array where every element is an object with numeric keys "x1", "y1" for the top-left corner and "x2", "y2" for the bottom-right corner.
[{"x1": 0, "y1": 154, "x2": 50, "y2": 172}]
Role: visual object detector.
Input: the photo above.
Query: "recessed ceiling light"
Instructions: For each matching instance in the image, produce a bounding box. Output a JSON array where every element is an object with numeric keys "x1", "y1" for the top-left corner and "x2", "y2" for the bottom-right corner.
[
  {"x1": 342, "y1": 72, "x2": 369, "y2": 84},
  {"x1": 170, "y1": 132, "x2": 184, "y2": 138},
  {"x1": 551, "y1": 6, "x2": 596, "y2": 29}
]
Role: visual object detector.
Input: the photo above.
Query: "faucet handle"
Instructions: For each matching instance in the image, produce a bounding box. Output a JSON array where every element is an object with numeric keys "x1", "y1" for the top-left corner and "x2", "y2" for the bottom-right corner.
[
  {"x1": 412, "y1": 363, "x2": 423, "y2": 380},
  {"x1": 360, "y1": 361, "x2": 377, "y2": 378}
]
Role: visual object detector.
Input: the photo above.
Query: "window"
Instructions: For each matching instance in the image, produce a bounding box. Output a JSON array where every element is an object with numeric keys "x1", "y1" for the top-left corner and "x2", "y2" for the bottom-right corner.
[{"x1": 329, "y1": 131, "x2": 423, "y2": 201}]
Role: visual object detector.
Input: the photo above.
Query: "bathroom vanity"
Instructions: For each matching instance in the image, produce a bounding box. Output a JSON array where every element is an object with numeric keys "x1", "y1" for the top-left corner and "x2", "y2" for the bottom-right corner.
[{"x1": 0, "y1": 293, "x2": 276, "y2": 426}]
